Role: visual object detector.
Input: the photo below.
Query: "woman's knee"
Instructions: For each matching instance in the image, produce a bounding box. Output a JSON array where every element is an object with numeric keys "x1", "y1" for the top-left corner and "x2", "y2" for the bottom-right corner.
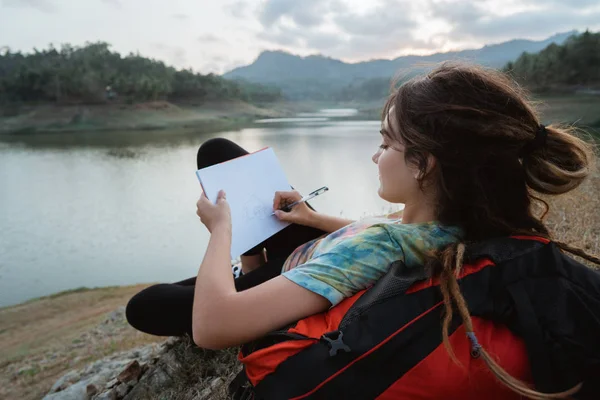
[
  {"x1": 196, "y1": 138, "x2": 248, "y2": 169},
  {"x1": 125, "y1": 284, "x2": 166, "y2": 331}
]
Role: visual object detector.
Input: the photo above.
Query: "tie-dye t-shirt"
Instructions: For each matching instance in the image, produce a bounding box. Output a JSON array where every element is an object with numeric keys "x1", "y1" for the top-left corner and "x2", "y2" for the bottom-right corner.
[{"x1": 281, "y1": 214, "x2": 462, "y2": 306}]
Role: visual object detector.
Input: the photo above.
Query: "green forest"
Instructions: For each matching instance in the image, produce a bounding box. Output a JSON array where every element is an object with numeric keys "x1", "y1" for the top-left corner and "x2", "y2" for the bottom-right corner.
[
  {"x1": 0, "y1": 31, "x2": 598, "y2": 106},
  {"x1": 0, "y1": 42, "x2": 282, "y2": 105},
  {"x1": 505, "y1": 30, "x2": 600, "y2": 89}
]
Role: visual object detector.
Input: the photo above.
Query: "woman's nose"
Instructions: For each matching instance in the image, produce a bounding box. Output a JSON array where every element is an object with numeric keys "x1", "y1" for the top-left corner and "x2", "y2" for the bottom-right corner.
[{"x1": 372, "y1": 151, "x2": 379, "y2": 164}]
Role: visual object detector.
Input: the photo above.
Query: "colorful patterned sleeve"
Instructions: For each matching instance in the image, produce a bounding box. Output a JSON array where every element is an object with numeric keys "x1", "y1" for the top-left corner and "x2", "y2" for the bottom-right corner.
[{"x1": 281, "y1": 225, "x2": 406, "y2": 306}]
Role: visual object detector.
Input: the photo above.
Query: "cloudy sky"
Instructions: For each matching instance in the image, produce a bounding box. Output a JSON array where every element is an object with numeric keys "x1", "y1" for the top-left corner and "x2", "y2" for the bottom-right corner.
[{"x1": 1, "y1": 0, "x2": 599, "y2": 74}]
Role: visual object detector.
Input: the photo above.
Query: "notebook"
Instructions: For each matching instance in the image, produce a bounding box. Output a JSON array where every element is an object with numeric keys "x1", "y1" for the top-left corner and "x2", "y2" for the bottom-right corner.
[{"x1": 195, "y1": 147, "x2": 292, "y2": 259}]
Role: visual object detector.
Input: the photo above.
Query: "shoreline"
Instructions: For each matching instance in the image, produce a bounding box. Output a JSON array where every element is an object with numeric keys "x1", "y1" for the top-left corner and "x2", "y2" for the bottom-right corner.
[
  {"x1": 0, "y1": 100, "x2": 292, "y2": 136},
  {"x1": 0, "y1": 285, "x2": 153, "y2": 311},
  {"x1": 0, "y1": 100, "x2": 377, "y2": 137},
  {"x1": 1, "y1": 95, "x2": 598, "y2": 138}
]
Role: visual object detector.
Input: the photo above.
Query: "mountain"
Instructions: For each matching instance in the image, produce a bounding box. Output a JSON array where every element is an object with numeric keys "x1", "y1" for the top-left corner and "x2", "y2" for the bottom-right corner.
[{"x1": 223, "y1": 31, "x2": 577, "y2": 100}]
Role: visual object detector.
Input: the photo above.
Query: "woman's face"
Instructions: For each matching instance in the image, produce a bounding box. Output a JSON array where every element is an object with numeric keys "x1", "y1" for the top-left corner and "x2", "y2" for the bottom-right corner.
[{"x1": 372, "y1": 111, "x2": 422, "y2": 204}]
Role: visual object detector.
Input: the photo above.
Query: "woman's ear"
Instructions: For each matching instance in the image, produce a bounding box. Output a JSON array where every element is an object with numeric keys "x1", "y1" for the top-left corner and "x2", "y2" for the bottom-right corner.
[
  {"x1": 414, "y1": 154, "x2": 437, "y2": 180},
  {"x1": 425, "y1": 154, "x2": 437, "y2": 176}
]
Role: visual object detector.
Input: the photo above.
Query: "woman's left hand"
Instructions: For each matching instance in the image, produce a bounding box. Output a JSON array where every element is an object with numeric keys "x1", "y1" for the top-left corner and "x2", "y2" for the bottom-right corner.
[{"x1": 196, "y1": 190, "x2": 231, "y2": 233}]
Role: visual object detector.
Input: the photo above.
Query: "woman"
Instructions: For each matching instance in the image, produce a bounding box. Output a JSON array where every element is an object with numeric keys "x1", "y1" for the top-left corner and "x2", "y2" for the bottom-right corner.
[{"x1": 127, "y1": 62, "x2": 599, "y2": 398}]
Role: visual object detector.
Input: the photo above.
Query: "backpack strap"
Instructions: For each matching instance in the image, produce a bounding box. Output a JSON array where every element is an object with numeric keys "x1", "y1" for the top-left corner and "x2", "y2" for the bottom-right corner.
[
  {"x1": 340, "y1": 260, "x2": 429, "y2": 327},
  {"x1": 490, "y1": 241, "x2": 600, "y2": 397},
  {"x1": 506, "y1": 281, "x2": 555, "y2": 390},
  {"x1": 464, "y1": 236, "x2": 547, "y2": 265}
]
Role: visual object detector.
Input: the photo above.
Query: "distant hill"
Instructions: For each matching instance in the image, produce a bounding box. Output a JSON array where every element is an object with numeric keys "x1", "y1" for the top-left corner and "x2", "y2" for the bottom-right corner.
[
  {"x1": 223, "y1": 31, "x2": 577, "y2": 100},
  {"x1": 505, "y1": 30, "x2": 600, "y2": 90}
]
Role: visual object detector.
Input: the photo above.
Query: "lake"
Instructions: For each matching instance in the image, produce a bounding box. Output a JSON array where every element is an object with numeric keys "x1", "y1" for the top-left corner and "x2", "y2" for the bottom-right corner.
[{"x1": 0, "y1": 112, "x2": 401, "y2": 307}]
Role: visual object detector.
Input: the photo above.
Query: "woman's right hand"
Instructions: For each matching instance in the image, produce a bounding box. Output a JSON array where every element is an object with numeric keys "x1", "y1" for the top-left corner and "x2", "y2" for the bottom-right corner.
[{"x1": 273, "y1": 190, "x2": 315, "y2": 225}]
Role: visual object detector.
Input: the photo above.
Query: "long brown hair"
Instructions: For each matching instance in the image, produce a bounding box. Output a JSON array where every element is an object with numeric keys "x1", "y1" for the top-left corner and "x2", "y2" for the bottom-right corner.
[{"x1": 382, "y1": 62, "x2": 599, "y2": 398}]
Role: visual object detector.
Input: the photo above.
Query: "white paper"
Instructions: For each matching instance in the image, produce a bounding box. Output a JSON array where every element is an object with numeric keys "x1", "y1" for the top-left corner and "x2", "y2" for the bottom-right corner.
[{"x1": 196, "y1": 147, "x2": 292, "y2": 259}]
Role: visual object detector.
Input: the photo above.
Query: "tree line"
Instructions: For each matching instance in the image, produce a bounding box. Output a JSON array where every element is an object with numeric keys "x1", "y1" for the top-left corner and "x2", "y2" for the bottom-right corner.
[
  {"x1": 337, "y1": 31, "x2": 600, "y2": 101},
  {"x1": 0, "y1": 42, "x2": 282, "y2": 105},
  {"x1": 504, "y1": 30, "x2": 600, "y2": 90},
  {"x1": 1, "y1": 32, "x2": 597, "y2": 106}
]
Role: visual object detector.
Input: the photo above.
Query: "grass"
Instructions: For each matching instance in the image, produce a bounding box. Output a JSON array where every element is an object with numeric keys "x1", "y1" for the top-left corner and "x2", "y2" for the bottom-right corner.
[
  {"x1": 543, "y1": 167, "x2": 600, "y2": 262},
  {"x1": 535, "y1": 94, "x2": 600, "y2": 126}
]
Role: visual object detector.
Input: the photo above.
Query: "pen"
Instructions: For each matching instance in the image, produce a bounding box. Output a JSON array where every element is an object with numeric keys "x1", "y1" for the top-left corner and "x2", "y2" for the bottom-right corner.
[{"x1": 272, "y1": 186, "x2": 329, "y2": 215}]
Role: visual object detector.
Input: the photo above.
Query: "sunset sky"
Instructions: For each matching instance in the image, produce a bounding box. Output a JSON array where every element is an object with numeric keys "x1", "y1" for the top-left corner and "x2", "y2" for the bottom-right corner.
[{"x1": 1, "y1": 0, "x2": 599, "y2": 74}]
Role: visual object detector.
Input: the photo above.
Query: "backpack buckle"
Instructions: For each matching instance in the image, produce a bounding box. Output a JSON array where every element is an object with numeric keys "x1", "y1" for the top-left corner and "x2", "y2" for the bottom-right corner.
[{"x1": 321, "y1": 330, "x2": 351, "y2": 357}]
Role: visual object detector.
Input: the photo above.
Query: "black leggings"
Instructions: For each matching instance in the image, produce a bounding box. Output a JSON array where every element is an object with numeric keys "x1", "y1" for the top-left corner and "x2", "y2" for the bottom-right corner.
[{"x1": 125, "y1": 138, "x2": 326, "y2": 338}]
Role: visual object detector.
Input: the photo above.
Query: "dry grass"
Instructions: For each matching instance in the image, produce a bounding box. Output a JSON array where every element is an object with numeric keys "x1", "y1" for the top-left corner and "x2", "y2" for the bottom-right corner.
[
  {"x1": 536, "y1": 94, "x2": 600, "y2": 129},
  {"x1": 0, "y1": 284, "x2": 165, "y2": 400},
  {"x1": 543, "y1": 166, "x2": 600, "y2": 266}
]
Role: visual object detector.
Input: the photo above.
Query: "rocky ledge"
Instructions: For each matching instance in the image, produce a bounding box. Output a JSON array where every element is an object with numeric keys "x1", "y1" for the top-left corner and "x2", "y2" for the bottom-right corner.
[{"x1": 44, "y1": 336, "x2": 241, "y2": 400}]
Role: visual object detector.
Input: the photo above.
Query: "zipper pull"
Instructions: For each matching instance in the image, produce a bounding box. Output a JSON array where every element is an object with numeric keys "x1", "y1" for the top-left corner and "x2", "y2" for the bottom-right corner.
[{"x1": 321, "y1": 330, "x2": 351, "y2": 357}]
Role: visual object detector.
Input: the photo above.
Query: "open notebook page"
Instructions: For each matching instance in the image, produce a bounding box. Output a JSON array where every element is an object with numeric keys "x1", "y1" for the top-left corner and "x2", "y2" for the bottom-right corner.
[{"x1": 196, "y1": 147, "x2": 292, "y2": 259}]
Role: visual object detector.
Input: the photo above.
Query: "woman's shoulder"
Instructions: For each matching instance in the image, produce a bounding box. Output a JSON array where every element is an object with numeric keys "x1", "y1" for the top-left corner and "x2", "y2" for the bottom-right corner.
[{"x1": 372, "y1": 220, "x2": 463, "y2": 243}]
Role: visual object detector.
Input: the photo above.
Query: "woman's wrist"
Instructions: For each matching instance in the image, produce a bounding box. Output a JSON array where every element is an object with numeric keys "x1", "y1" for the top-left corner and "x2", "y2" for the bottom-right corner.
[
  {"x1": 211, "y1": 222, "x2": 232, "y2": 237},
  {"x1": 303, "y1": 210, "x2": 321, "y2": 228}
]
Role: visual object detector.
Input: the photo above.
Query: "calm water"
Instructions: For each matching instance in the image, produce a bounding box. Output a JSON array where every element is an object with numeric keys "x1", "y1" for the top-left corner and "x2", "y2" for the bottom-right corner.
[{"x1": 0, "y1": 114, "x2": 401, "y2": 307}]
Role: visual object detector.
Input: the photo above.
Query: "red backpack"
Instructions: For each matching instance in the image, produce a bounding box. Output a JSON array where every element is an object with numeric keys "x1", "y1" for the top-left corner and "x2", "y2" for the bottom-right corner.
[{"x1": 230, "y1": 236, "x2": 600, "y2": 399}]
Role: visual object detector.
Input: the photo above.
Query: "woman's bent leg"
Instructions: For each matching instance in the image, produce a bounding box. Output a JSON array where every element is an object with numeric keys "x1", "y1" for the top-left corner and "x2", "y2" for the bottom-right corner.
[
  {"x1": 126, "y1": 138, "x2": 329, "y2": 338},
  {"x1": 125, "y1": 258, "x2": 286, "y2": 338},
  {"x1": 126, "y1": 280, "x2": 196, "y2": 338}
]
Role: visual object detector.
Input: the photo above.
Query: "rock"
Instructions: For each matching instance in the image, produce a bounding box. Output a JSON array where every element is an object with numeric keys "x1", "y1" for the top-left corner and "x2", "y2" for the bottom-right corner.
[
  {"x1": 105, "y1": 378, "x2": 119, "y2": 389},
  {"x1": 86, "y1": 383, "x2": 99, "y2": 398},
  {"x1": 126, "y1": 378, "x2": 138, "y2": 388},
  {"x1": 136, "y1": 346, "x2": 153, "y2": 360},
  {"x1": 42, "y1": 380, "x2": 89, "y2": 400},
  {"x1": 102, "y1": 306, "x2": 126, "y2": 325},
  {"x1": 122, "y1": 355, "x2": 176, "y2": 400},
  {"x1": 92, "y1": 389, "x2": 116, "y2": 400},
  {"x1": 210, "y1": 377, "x2": 223, "y2": 389},
  {"x1": 117, "y1": 360, "x2": 141, "y2": 383},
  {"x1": 49, "y1": 370, "x2": 81, "y2": 393},
  {"x1": 195, "y1": 387, "x2": 212, "y2": 400},
  {"x1": 48, "y1": 334, "x2": 241, "y2": 400},
  {"x1": 115, "y1": 383, "x2": 130, "y2": 398}
]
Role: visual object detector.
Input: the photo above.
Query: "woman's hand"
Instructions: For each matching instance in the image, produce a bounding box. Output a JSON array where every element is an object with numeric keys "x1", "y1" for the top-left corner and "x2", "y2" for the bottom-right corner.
[
  {"x1": 273, "y1": 190, "x2": 315, "y2": 226},
  {"x1": 196, "y1": 190, "x2": 231, "y2": 233}
]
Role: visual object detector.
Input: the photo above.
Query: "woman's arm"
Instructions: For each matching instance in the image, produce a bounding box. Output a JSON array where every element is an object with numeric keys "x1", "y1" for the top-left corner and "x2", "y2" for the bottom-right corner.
[
  {"x1": 305, "y1": 212, "x2": 355, "y2": 233},
  {"x1": 193, "y1": 190, "x2": 330, "y2": 349}
]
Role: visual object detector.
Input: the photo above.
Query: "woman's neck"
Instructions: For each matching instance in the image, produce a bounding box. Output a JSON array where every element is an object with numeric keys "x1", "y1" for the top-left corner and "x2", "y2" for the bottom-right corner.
[{"x1": 400, "y1": 199, "x2": 437, "y2": 224}]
